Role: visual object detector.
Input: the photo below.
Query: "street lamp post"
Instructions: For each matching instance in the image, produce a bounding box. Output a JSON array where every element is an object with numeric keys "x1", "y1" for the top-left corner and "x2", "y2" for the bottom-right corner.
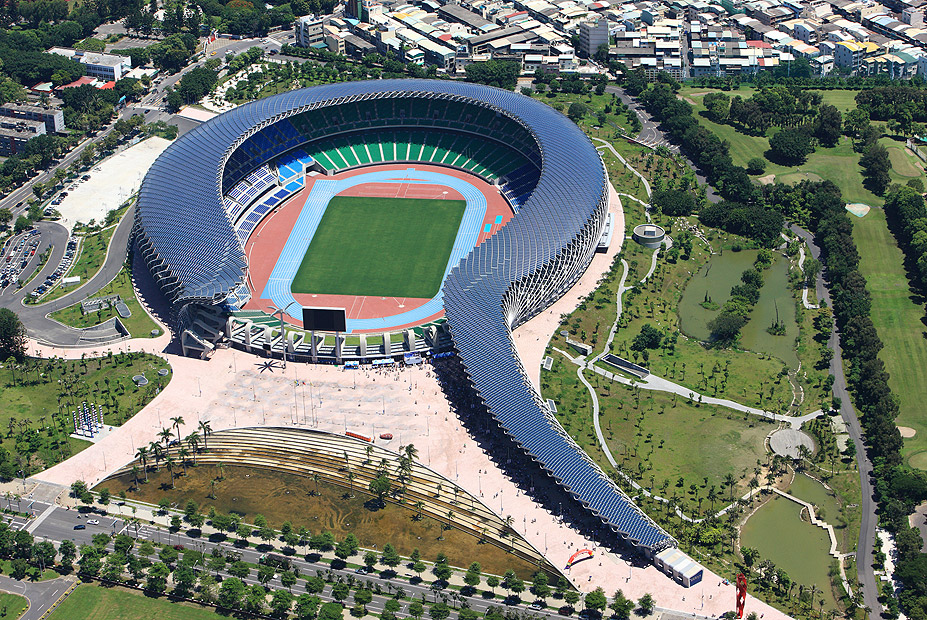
[{"x1": 269, "y1": 301, "x2": 299, "y2": 369}]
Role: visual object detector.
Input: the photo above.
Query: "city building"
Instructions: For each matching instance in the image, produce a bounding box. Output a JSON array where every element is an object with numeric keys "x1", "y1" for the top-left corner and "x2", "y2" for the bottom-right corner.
[
  {"x1": 0, "y1": 103, "x2": 64, "y2": 134},
  {"x1": 578, "y1": 17, "x2": 609, "y2": 57},
  {"x1": 296, "y1": 14, "x2": 326, "y2": 47},
  {"x1": 46, "y1": 48, "x2": 132, "y2": 81},
  {"x1": 0, "y1": 117, "x2": 46, "y2": 157}
]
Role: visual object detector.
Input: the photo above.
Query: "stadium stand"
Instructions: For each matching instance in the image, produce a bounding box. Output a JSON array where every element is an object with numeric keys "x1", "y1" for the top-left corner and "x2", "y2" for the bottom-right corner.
[{"x1": 136, "y1": 80, "x2": 675, "y2": 557}]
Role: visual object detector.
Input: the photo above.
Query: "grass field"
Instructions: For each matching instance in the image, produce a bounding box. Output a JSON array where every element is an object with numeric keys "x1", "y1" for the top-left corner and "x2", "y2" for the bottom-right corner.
[
  {"x1": 0, "y1": 353, "x2": 169, "y2": 475},
  {"x1": 49, "y1": 583, "x2": 224, "y2": 620},
  {"x1": 49, "y1": 267, "x2": 160, "y2": 338},
  {"x1": 99, "y1": 464, "x2": 544, "y2": 579},
  {"x1": 292, "y1": 196, "x2": 465, "y2": 299},
  {"x1": 678, "y1": 88, "x2": 882, "y2": 206},
  {"x1": 0, "y1": 592, "x2": 27, "y2": 619},
  {"x1": 852, "y1": 209, "x2": 927, "y2": 467}
]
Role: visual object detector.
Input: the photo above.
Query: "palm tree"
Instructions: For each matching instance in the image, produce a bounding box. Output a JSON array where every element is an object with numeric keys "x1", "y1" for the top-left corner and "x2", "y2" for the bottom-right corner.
[
  {"x1": 165, "y1": 454, "x2": 175, "y2": 489},
  {"x1": 136, "y1": 446, "x2": 149, "y2": 480},
  {"x1": 131, "y1": 465, "x2": 140, "y2": 488},
  {"x1": 185, "y1": 433, "x2": 200, "y2": 464},
  {"x1": 158, "y1": 427, "x2": 173, "y2": 449},
  {"x1": 724, "y1": 472, "x2": 736, "y2": 504},
  {"x1": 150, "y1": 442, "x2": 163, "y2": 471},
  {"x1": 414, "y1": 501, "x2": 424, "y2": 521},
  {"x1": 312, "y1": 473, "x2": 321, "y2": 496},
  {"x1": 347, "y1": 471, "x2": 355, "y2": 497},
  {"x1": 404, "y1": 444, "x2": 419, "y2": 462},
  {"x1": 198, "y1": 420, "x2": 212, "y2": 450},
  {"x1": 178, "y1": 447, "x2": 189, "y2": 475},
  {"x1": 171, "y1": 416, "x2": 185, "y2": 442}
]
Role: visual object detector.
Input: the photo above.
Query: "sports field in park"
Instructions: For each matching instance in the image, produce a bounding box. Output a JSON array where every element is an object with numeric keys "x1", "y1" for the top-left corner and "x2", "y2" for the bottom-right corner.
[{"x1": 291, "y1": 196, "x2": 465, "y2": 299}]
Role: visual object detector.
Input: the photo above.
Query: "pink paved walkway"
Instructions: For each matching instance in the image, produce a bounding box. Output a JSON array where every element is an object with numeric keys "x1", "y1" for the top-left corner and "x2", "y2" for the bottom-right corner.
[{"x1": 28, "y1": 185, "x2": 792, "y2": 620}]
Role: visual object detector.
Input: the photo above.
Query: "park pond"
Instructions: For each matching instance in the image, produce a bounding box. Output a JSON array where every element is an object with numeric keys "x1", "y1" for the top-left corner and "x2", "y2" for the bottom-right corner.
[
  {"x1": 741, "y1": 484, "x2": 841, "y2": 612},
  {"x1": 679, "y1": 250, "x2": 798, "y2": 367}
]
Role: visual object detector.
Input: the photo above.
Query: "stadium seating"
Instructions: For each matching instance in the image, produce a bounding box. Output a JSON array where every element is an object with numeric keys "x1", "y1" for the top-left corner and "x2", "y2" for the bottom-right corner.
[
  {"x1": 276, "y1": 150, "x2": 314, "y2": 184},
  {"x1": 297, "y1": 128, "x2": 536, "y2": 185},
  {"x1": 223, "y1": 95, "x2": 539, "y2": 193}
]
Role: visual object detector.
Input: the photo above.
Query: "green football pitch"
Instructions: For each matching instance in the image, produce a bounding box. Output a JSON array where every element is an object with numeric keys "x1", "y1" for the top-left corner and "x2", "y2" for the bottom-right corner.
[{"x1": 291, "y1": 196, "x2": 466, "y2": 299}]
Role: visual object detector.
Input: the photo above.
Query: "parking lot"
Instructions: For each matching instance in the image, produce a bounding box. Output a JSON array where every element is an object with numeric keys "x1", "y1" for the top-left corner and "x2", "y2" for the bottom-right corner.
[
  {"x1": 29, "y1": 236, "x2": 78, "y2": 299},
  {"x1": 0, "y1": 229, "x2": 42, "y2": 291}
]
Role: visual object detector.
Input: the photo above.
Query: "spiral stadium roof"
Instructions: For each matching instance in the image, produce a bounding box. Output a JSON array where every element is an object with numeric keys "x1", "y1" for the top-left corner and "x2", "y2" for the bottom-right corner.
[{"x1": 135, "y1": 79, "x2": 674, "y2": 551}]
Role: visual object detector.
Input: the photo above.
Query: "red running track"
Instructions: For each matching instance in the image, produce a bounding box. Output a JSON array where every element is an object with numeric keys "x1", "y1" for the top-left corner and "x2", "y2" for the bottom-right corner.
[{"x1": 242, "y1": 163, "x2": 513, "y2": 332}]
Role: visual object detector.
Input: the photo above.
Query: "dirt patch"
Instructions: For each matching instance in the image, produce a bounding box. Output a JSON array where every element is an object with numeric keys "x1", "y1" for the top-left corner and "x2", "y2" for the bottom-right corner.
[
  {"x1": 758, "y1": 174, "x2": 777, "y2": 185},
  {"x1": 899, "y1": 426, "x2": 917, "y2": 438}
]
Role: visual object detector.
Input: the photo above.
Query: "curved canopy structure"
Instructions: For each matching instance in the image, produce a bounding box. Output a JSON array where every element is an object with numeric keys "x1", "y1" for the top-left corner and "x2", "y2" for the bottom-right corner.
[{"x1": 135, "y1": 79, "x2": 674, "y2": 552}]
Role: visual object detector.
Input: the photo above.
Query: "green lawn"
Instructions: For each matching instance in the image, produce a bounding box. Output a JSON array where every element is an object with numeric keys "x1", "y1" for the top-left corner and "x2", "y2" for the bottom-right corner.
[
  {"x1": 0, "y1": 353, "x2": 170, "y2": 475},
  {"x1": 0, "y1": 592, "x2": 27, "y2": 619},
  {"x1": 292, "y1": 196, "x2": 465, "y2": 298},
  {"x1": 49, "y1": 267, "x2": 160, "y2": 338},
  {"x1": 852, "y1": 208, "x2": 927, "y2": 467},
  {"x1": 679, "y1": 88, "x2": 881, "y2": 206},
  {"x1": 48, "y1": 583, "x2": 225, "y2": 620}
]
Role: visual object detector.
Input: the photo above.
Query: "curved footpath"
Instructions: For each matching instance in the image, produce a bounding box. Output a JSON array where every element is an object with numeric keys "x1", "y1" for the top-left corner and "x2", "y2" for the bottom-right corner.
[{"x1": 791, "y1": 224, "x2": 879, "y2": 615}]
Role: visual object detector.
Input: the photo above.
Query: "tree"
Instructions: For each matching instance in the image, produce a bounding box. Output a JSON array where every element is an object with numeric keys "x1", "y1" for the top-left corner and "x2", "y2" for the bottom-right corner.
[
  {"x1": 768, "y1": 130, "x2": 813, "y2": 165},
  {"x1": 638, "y1": 593, "x2": 655, "y2": 615},
  {"x1": 584, "y1": 588, "x2": 607, "y2": 614},
  {"x1": 430, "y1": 602, "x2": 451, "y2": 620},
  {"x1": 861, "y1": 143, "x2": 891, "y2": 195},
  {"x1": 814, "y1": 104, "x2": 842, "y2": 148},
  {"x1": 0, "y1": 309, "x2": 25, "y2": 364},
  {"x1": 145, "y1": 562, "x2": 170, "y2": 593},
  {"x1": 369, "y1": 474, "x2": 391, "y2": 506},
  {"x1": 335, "y1": 533, "x2": 359, "y2": 559},
  {"x1": 564, "y1": 590, "x2": 580, "y2": 609},
  {"x1": 464, "y1": 562, "x2": 482, "y2": 591},
  {"x1": 408, "y1": 601, "x2": 424, "y2": 620},
  {"x1": 319, "y1": 602, "x2": 344, "y2": 620},
  {"x1": 296, "y1": 594, "x2": 322, "y2": 620},
  {"x1": 218, "y1": 577, "x2": 246, "y2": 610},
  {"x1": 746, "y1": 157, "x2": 766, "y2": 175},
  {"x1": 331, "y1": 581, "x2": 351, "y2": 604},
  {"x1": 610, "y1": 590, "x2": 635, "y2": 619},
  {"x1": 632, "y1": 324, "x2": 663, "y2": 351},
  {"x1": 59, "y1": 540, "x2": 76, "y2": 568},
  {"x1": 652, "y1": 189, "x2": 695, "y2": 216},
  {"x1": 708, "y1": 312, "x2": 747, "y2": 345},
  {"x1": 0, "y1": 208, "x2": 12, "y2": 228},
  {"x1": 381, "y1": 543, "x2": 401, "y2": 569},
  {"x1": 271, "y1": 589, "x2": 294, "y2": 618},
  {"x1": 486, "y1": 575, "x2": 500, "y2": 594},
  {"x1": 742, "y1": 546, "x2": 760, "y2": 567},
  {"x1": 567, "y1": 102, "x2": 587, "y2": 122},
  {"x1": 463, "y1": 60, "x2": 519, "y2": 90}
]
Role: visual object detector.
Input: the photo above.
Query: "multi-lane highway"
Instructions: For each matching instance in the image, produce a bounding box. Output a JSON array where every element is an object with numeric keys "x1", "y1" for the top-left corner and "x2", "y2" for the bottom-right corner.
[{"x1": 4, "y1": 499, "x2": 560, "y2": 620}]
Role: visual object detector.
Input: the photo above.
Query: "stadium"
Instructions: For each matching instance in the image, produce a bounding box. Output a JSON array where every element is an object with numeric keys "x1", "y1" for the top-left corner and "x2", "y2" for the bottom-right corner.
[{"x1": 135, "y1": 80, "x2": 675, "y2": 557}]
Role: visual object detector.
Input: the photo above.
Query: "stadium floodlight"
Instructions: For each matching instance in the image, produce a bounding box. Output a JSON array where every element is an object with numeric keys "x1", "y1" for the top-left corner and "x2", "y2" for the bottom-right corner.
[{"x1": 268, "y1": 301, "x2": 299, "y2": 369}]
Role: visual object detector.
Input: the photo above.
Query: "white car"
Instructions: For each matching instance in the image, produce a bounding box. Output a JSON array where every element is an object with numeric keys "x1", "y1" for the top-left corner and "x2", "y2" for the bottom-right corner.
[{"x1": 86, "y1": 519, "x2": 100, "y2": 525}]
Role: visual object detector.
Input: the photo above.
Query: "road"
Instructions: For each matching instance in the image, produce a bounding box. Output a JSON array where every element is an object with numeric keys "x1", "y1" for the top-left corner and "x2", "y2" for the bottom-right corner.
[
  {"x1": 0, "y1": 574, "x2": 75, "y2": 620},
  {"x1": 604, "y1": 85, "x2": 720, "y2": 204},
  {"x1": 10, "y1": 500, "x2": 561, "y2": 620},
  {"x1": 791, "y1": 224, "x2": 879, "y2": 616}
]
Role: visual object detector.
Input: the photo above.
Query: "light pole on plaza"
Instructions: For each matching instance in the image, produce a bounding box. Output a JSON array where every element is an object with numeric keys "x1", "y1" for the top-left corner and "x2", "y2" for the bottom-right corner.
[{"x1": 269, "y1": 301, "x2": 298, "y2": 369}]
